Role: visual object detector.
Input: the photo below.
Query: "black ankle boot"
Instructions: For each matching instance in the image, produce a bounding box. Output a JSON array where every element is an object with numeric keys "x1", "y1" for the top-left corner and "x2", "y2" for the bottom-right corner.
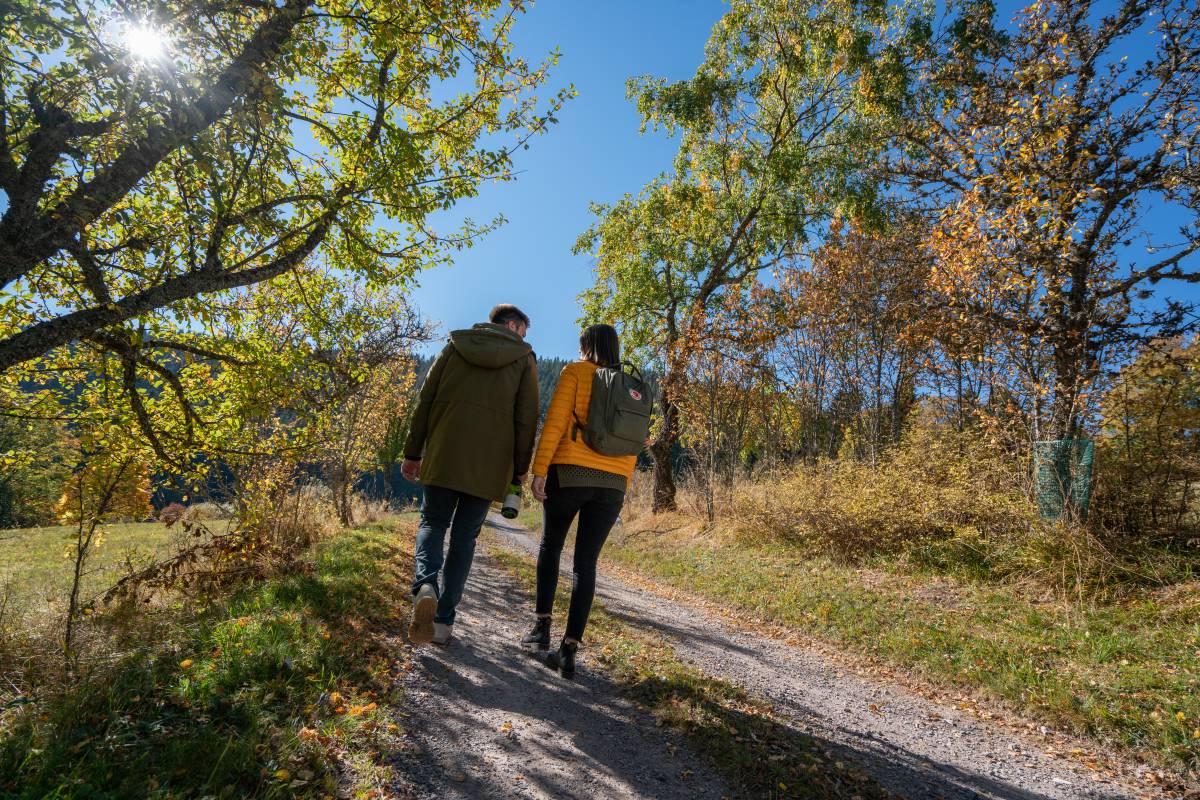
[
  {"x1": 547, "y1": 640, "x2": 577, "y2": 676},
  {"x1": 521, "y1": 617, "x2": 551, "y2": 650}
]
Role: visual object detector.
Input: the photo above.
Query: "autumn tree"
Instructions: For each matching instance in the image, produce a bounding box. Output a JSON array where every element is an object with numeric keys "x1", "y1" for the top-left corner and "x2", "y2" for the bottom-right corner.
[
  {"x1": 771, "y1": 214, "x2": 930, "y2": 463},
  {"x1": 55, "y1": 450, "x2": 153, "y2": 525},
  {"x1": 323, "y1": 363, "x2": 414, "y2": 524},
  {"x1": 52, "y1": 425, "x2": 154, "y2": 672},
  {"x1": 0, "y1": 415, "x2": 71, "y2": 527},
  {"x1": 676, "y1": 283, "x2": 783, "y2": 520},
  {"x1": 0, "y1": 0, "x2": 567, "y2": 468},
  {"x1": 897, "y1": 0, "x2": 1200, "y2": 441},
  {"x1": 1094, "y1": 338, "x2": 1200, "y2": 540},
  {"x1": 314, "y1": 289, "x2": 427, "y2": 525},
  {"x1": 579, "y1": 0, "x2": 929, "y2": 511},
  {"x1": 196, "y1": 273, "x2": 426, "y2": 519}
]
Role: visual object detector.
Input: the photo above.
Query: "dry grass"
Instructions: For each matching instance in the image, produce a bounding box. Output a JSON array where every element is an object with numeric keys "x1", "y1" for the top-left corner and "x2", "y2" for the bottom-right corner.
[
  {"x1": 729, "y1": 424, "x2": 1036, "y2": 558},
  {"x1": 602, "y1": 513, "x2": 1200, "y2": 773},
  {"x1": 625, "y1": 423, "x2": 1199, "y2": 599},
  {"x1": 350, "y1": 494, "x2": 391, "y2": 524},
  {"x1": 0, "y1": 520, "x2": 232, "y2": 626},
  {"x1": 254, "y1": 483, "x2": 341, "y2": 553}
]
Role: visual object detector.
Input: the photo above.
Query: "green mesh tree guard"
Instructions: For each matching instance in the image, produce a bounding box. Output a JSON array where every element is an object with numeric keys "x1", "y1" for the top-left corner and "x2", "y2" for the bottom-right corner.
[{"x1": 1033, "y1": 439, "x2": 1095, "y2": 521}]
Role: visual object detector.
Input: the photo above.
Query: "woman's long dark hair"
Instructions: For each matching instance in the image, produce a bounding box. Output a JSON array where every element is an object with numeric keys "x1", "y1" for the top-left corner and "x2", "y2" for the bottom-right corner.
[{"x1": 580, "y1": 324, "x2": 620, "y2": 367}]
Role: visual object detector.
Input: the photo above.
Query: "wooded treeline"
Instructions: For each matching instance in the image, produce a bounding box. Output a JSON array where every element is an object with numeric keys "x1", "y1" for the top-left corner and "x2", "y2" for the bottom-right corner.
[{"x1": 578, "y1": 0, "x2": 1200, "y2": 546}]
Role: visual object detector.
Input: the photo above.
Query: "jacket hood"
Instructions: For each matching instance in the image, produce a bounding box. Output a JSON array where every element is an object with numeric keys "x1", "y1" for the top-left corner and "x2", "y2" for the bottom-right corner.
[{"x1": 449, "y1": 323, "x2": 532, "y2": 368}]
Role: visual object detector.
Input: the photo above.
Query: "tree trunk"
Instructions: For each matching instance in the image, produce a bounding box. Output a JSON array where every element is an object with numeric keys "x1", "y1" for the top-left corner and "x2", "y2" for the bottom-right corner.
[
  {"x1": 650, "y1": 386, "x2": 679, "y2": 513},
  {"x1": 705, "y1": 379, "x2": 716, "y2": 524},
  {"x1": 1049, "y1": 326, "x2": 1087, "y2": 441},
  {"x1": 332, "y1": 467, "x2": 353, "y2": 526}
]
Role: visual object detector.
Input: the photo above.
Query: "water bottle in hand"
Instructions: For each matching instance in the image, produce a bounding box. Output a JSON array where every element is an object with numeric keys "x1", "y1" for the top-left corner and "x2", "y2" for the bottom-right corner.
[{"x1": 501, "y1": 482, "x2": 522, "y2": 519}]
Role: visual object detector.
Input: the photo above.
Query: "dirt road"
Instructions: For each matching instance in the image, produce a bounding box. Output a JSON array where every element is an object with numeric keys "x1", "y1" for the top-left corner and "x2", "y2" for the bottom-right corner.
[
  {"x1": 388, "y1": 539, "x2": 730, "y2": 800},
  {"x1": 390, "y1": 515, "x2": 1160, "y2": 799}
]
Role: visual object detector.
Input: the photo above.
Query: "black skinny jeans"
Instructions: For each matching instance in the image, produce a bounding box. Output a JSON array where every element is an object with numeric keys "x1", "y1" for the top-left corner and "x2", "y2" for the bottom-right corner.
[{"x1": 535, "y1": 467, "x2": 625, "y2": 642}]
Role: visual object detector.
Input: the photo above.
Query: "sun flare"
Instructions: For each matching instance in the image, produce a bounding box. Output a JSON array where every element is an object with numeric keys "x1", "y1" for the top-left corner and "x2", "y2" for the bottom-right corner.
[{"x1": 122, "y1": 23, "x2": 169, "y2": 62}]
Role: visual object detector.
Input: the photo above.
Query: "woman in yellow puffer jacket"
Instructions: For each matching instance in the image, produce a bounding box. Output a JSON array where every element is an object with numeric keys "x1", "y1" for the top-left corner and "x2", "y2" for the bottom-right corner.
[{"x1": 520, "y1": 324, "x2": 636, "y2": 675}]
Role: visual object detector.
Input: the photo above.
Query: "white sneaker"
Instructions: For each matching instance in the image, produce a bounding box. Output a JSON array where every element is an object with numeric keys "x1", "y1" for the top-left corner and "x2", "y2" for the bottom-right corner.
[
  {"x1": 432, "y1": 623, "x2": 454, "y2": 645},
  {"x1": 409, "y1": 584, "x2": 437, "y2": 644}
]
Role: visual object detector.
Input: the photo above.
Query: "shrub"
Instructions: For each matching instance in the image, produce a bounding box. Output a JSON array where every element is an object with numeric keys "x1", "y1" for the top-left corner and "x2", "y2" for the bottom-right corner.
[
  {"x1": 182, "y1": 502, "x2": 233, "y2": 522},
  {"x1": 253, "y1": 483, "x2": 340, "y2": 554},
  {"x1": 157, "y1": 502, "x2": 185, "y2": 527},
  {"x1": 1091, "y1": 339, "x2": 1200, "y2": 546},
  {"x1": 350, "y1": 494, "x2": 390, "y2": 524},
  {"x1": 728, "y1": 411, "x2": 1199, "y2": 597},
  {"x1": 733, "y1": 416, "x2": 1036, "y2": 561}
]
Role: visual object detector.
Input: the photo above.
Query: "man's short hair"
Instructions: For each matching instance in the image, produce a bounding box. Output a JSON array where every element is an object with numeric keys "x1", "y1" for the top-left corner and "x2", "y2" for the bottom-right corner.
[{"x1": 489, "y1": 304, "x2": 531, "y2": 328}]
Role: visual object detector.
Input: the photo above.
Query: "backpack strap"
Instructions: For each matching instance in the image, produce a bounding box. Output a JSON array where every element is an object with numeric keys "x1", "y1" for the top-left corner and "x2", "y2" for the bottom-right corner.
[{"x1": 621, "y1": 360, "x2": 644, "y2": 385}]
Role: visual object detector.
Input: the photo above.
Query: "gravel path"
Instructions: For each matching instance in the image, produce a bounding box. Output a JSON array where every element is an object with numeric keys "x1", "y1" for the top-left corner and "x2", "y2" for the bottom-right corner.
[
  {"x1": 388, "y1": 536, "x2": 732, "y2": 800},
  {"x1": 479, "y1": 514, "x2": 1158, "y2": 800}
]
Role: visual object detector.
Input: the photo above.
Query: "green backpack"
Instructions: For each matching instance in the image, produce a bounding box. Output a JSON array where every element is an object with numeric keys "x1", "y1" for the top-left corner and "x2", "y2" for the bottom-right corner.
[{"x1": 573, "y1": 362, "x2": 654, "y2": 457}]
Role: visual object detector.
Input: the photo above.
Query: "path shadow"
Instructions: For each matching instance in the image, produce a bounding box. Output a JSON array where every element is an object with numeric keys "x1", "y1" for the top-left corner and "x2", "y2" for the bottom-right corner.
[
  {"x1": 486, "y1": 518, "x2": 763, "y2": 659},
  {"x1": 391, "y1": 564, "x2": 726, "y2": 800},
  {"x1": 405, "y1": 520, "x2": 1109, "y2": 800}
]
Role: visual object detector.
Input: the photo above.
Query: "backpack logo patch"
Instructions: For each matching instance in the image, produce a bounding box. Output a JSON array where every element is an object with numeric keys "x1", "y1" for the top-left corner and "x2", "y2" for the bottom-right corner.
[{"x1": 629, "y1": 388, "x2": 642, "y2": 401}]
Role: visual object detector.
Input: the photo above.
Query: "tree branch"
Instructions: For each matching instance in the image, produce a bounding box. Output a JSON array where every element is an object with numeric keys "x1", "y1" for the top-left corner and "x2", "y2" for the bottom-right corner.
[
  {"x1": 0, "y1": 196, "x2": 342, "y2": 372},
  {"x1": 0, "y1": 0, "x2": 314, "y2": 289}
]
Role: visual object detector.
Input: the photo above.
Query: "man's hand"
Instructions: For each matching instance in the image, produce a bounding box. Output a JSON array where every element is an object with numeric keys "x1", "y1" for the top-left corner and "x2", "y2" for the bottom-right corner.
[
  {"x1": 401, "y1": 458, "x2": 421, "y2": 483},
  {"x1": 531, "y1": 475, "x2": 547, "y2": 503},
  {"x1": 513, "y1": 473, "x2": 528, "y2": 485}
]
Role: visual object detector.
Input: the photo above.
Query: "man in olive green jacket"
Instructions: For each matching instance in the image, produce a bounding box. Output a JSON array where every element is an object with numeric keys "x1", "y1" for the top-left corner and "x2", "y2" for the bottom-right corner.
[{"x1": 401, "y1": 304, "x2": 539, "y2": 645}]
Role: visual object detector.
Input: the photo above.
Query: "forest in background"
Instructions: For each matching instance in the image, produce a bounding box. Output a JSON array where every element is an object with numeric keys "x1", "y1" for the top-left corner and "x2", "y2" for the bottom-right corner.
[
  {"x1": 570, "y1": 0, "x2": 1200, "y2": 597},
  {"x1": 1, "y1": 0, "x2": 1199, "y2": 789}
]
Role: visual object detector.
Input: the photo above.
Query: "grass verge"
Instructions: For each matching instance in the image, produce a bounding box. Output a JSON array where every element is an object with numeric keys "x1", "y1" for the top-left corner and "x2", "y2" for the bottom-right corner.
[
  {"x1": 487, "y1": 543, "x2": 889, "y2": 800},
  {"x1": 0, "y1": 521, "x2": 231, "y2": 624},
  {"x1": 1, "y1": 520, "x2": 413, "y2": 799},
  {"x1": 601, "y1": 517, "x2": 1200, "y2": 773}
]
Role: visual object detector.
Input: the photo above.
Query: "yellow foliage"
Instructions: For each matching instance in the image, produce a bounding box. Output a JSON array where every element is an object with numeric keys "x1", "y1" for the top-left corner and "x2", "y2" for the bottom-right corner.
[
  {"x1": 1092, "y1": 339, "x2": 1200, "y2": 541},
  {"x1": 55, "y1": 457, "x2": 152, "y2": 524},
  {"x1": 732, "y1": 408, "x2": 1037, "y2": 560}
]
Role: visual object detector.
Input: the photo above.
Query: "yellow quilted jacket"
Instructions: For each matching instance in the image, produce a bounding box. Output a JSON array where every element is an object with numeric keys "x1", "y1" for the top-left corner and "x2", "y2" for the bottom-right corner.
[{"x1": 531, "y1": 361, "x2": 637, "y2": 483}]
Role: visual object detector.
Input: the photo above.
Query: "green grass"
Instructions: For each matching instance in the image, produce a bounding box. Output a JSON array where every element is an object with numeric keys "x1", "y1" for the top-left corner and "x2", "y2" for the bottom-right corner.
[
  {"x1": 600, "y1": 524, "x2": 1200, "y2": 771},
  {"x1": 0, "y1": 519, "x2": 413, "y2": 799},
  {"x1": 487, "y1": 542, "x2": 890, "y2": 800},
  {"x1": 514, "y1": 505, "x2": 543, "y2": 531},
  {"x1": 0, "y1": 520, "x2": 232, "y2": 623}
]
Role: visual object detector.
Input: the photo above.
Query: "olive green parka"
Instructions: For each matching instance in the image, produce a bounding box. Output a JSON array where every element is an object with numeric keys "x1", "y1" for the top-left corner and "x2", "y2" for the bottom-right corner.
[{"x1": 403, "y1": 323, "x2": 539, "y2": 501}]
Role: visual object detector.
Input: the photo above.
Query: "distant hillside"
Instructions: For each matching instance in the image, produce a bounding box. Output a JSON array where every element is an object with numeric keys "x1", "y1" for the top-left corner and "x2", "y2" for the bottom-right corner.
[{"x1": 534, "y1": 358, "x2": 570, "y2": 420}]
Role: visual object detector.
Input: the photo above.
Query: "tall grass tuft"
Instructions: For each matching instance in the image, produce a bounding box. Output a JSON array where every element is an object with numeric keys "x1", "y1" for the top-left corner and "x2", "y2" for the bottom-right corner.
[{"x1": 721, "y1": 418, "x2": 1198, "y2": 599}]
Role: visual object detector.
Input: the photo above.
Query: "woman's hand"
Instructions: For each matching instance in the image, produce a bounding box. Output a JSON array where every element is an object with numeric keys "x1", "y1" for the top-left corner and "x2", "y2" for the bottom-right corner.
[{"x1": 531, "y1": 475, "x2": 548, "y2": 503}]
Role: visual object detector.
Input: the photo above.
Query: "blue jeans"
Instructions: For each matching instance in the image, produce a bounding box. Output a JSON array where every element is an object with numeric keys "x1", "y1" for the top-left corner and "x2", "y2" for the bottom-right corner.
[{"x1": 412, "y1": 484, "x2": 492, "y2": 625}]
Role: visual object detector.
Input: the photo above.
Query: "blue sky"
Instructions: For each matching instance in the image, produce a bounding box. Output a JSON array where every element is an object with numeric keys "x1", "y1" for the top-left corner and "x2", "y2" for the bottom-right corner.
[
  {"x1": 411, "y1": 0, "x2": 728, "y2": 359},
  {"x1": 412, "y1": 0, "x2": 1199, "y2": 360},
  {"x1": 6, "y1": 1, "x2": 1193, "y2": 360}
]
